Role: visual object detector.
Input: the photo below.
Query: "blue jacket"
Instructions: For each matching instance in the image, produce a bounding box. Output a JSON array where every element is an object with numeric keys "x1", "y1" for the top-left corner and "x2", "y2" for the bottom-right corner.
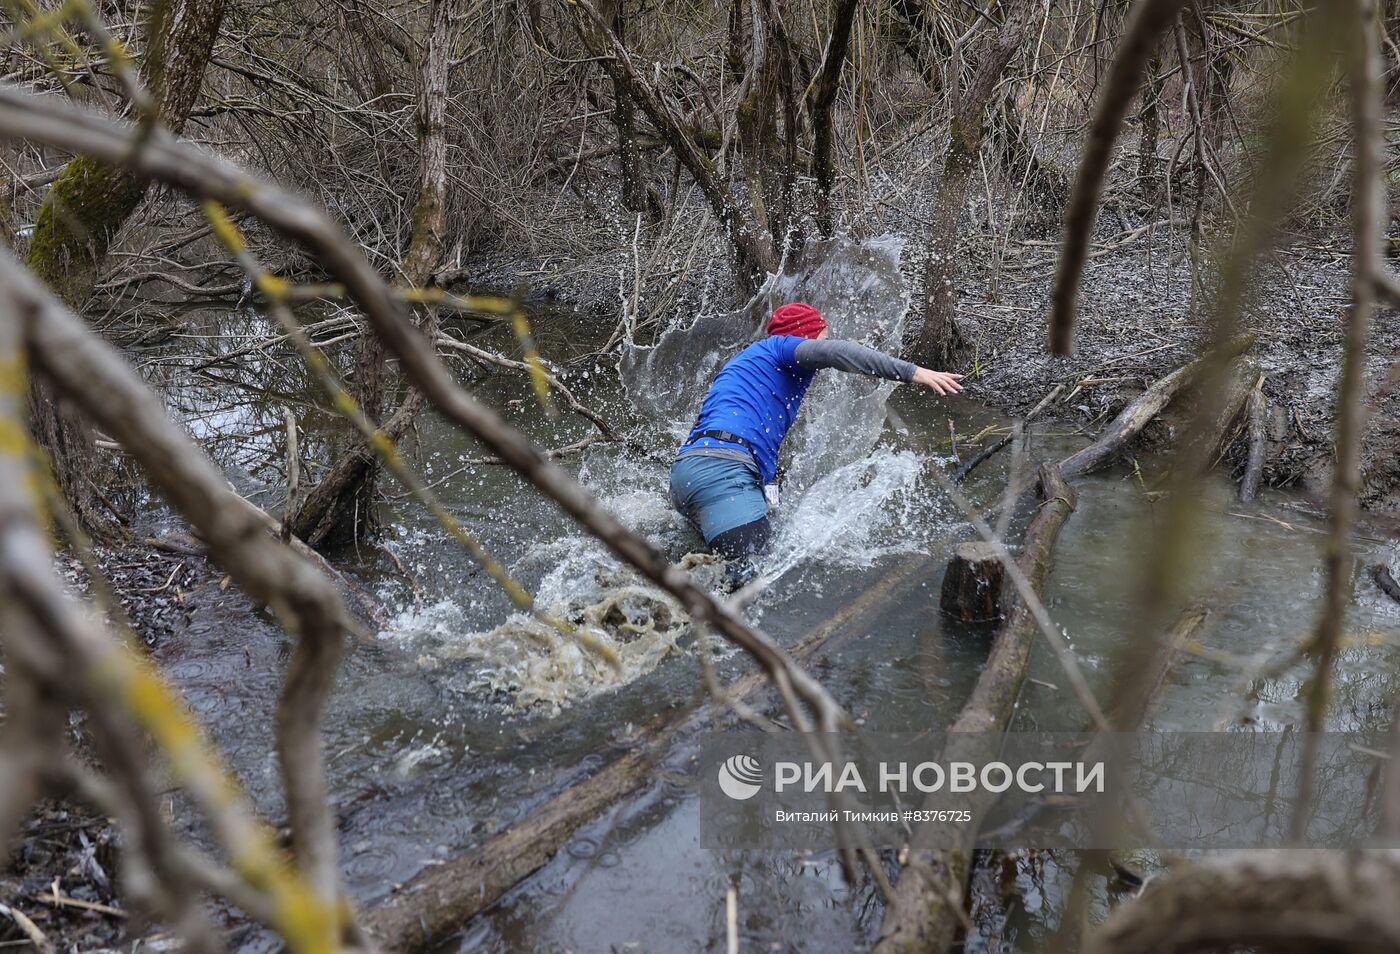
[{"x1": 678, "y1": 336, "x2": 813, "y2": 484}]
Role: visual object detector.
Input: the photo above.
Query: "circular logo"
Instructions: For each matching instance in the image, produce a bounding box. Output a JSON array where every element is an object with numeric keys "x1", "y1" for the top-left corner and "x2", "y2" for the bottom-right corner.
[{"x1": 718, "y1": 754, "x2": 763, "y2": 800}]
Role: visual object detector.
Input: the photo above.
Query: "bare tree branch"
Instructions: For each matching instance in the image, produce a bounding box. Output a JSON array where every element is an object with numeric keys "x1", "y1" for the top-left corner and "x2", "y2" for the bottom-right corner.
[
  {"x1": 1048, "y1": 0, "x2": 1188, "y2": 355},
  {"x1": 1291, "y1": 0, "x2": 1381, "y2": 844},
  {"x1": 0, "y1": 77, "x2": 850, "y2": 796},
  {"x1": 1, "y1": 242, "x2": 351, "y2": 908}
]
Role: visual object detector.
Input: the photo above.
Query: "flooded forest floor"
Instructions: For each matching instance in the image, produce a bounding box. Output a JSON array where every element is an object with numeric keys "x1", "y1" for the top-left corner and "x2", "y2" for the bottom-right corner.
[{"x1": 8, "y1": 214, "x2": 1400, "y2": 953}]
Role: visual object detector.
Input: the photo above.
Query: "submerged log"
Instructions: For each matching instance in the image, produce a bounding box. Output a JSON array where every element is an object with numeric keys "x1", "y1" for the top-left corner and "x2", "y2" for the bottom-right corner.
[
  {"x1": 1103, "y1": 602, "x2": 1208, "y2": 730},
  {"x1": 1238, "y1": 374, "x2": 1269, "y2": 503},
  {"x1": 1374, "y1": 565, "x2": 1400, "y2": 605},
  {"x1": 1076, "y1": 603, "x2": 1210, "y2": 900},
  {"x1": 1058, "y1": 336, "x2": 1254, "y2": 479},
  {"x1": 362, "y1": 554, "x2": 930, "y2": 952},
  {"x1": 873, "y1": 464, "x2": 1076, "y2": 954},
  {"x1": 939, "y1": 542, "x2": 1005, "y2": 621},
  {"x1": 1016, "y1": 601, "x2": 1211, "y2": 941}
]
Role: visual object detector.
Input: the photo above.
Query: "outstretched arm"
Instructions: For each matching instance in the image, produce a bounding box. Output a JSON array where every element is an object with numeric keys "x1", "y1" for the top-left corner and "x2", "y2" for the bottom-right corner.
[{"x1": 793, "y1": 339, "x2": 965, "y2": 395}]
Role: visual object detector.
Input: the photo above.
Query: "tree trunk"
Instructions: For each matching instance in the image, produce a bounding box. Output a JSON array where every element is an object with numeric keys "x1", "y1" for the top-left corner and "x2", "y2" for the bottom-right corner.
[
  {"x1": 27, "y1": 0, "x2": 226, "y2": 306},
  {"x1": 290, "y1": 0, "x2": 458, "y2": 548},
  {"x1": 288, "y1": 393, "x2": 426, "y2": 548},
  {"x1": 25, "y1": 0, "x2": 227, "y2": 538},
  {"x1": 1138, "y1": 48, "x2": 1165, "y2": 204},
  {"x1": 809, "y1": 0, "x2": 859, "y2": 237},
  {"x1": 600, "y1": 0, "x2": 657, "y2": 221},
  {"x1": 908, "y1": 1, "x2": 1032, "y2": 369},
  {"x1": 736, "y1": 0, "x2": 778, "y2": 258},
  {"x1": 569, "y1": 0, "x2": 774, "y2": 294},
  {"x1": 772, "y1": 9, "x2": 801, "y2": 255},
  {"x1": 887, "y1": 0, "x2": 949, "y2": 88},
  {"x1": 725, "y1": 0, "x2": 748, "y2": 81}
]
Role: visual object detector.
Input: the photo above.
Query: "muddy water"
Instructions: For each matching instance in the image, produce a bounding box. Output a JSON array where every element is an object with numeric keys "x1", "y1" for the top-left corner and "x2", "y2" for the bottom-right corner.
[{"x1": 137, "y1": 258, "x2": 1400, "y2": 952}]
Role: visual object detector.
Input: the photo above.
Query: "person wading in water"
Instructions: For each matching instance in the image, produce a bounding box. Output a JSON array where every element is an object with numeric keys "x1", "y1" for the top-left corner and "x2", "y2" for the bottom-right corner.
[{"x1": 671, "y1": 302, "x2": 965, "y2": 589}]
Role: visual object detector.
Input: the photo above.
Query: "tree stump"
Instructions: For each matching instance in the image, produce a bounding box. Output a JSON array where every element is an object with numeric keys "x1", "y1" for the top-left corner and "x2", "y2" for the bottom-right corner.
[{"x1": 939, "y1": 541, "x2": 1005, "y2": 621}]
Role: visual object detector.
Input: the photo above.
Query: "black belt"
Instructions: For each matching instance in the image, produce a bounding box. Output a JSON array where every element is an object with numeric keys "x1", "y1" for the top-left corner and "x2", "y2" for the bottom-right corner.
[{"x1": 690, "y1": 429, "x2": 757, "y2": 457}]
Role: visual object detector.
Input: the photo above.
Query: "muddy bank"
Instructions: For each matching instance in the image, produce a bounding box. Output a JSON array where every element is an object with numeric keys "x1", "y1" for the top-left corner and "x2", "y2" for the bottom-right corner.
[
  {"x1": 953, "y1": 232, "x2": 1399, "y2": 512},
  {"x1": 13, "y1": 224, "x2": 1396, "y2": 954},
  {"x1": 2, "y1": 805, "x2": 130, "y2": 951}
]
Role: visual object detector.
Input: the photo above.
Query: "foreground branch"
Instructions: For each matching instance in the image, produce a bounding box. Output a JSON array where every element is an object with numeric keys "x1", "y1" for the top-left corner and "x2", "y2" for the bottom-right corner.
[
  {"x1": 0, "y1": 81, "x2": 849, "y2": 795},
  {"x1": 2, "y1": 244, "x2": 351, "y2": 907},
  {"x1": 1048, "y1": 0, "x2": 1189, "y2": 355},
  {"x1": 1087, "y1": 850, "x2": 1400, "y2": 954}
]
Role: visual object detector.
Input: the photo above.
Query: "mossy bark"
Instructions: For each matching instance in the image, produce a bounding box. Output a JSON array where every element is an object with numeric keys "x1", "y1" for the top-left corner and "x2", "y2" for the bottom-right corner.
[
  {"x1": 27, "y1": 158, "x2": 149, "y2": 306},
  {"x1": 24, "y1": 0, "x2": 227, "y2": 538},
  {"x1": 27, "y1": 0, "x2": 227, "y2": 306}
]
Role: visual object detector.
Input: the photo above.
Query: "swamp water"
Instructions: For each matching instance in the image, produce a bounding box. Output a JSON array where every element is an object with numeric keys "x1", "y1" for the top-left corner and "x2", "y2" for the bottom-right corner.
[{"x1": 133, "y1": 240, "x2": 1400, "y2": 952}]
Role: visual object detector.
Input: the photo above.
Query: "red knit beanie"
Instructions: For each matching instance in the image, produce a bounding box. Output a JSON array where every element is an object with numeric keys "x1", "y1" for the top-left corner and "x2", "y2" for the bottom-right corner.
[{"x1": 767, "y1": 302, "x2": 828, "y2": 339}]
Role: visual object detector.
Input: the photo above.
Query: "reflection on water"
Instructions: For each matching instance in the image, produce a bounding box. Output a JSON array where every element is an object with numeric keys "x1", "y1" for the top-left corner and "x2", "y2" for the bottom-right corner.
[{"x1": 130, "y1": 249, "x2": 1400, "y2": 952}]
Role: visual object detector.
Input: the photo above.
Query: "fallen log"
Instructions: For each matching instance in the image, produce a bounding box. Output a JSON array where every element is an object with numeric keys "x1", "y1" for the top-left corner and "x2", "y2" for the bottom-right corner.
[
  {"x1": 994, "y1": 602, "x2": 1210, "y2": 939},
  {"x1": 873, "y1": 464, "x2": 1076, "y2": 954},
  {"x1": 976, "y1": 602, "x2": 1209, "y2": 850},
  {"x1": 1070, "y1": 603, "x2": 1209, "y2": 905},
  {"x1": 361, "y1": 554, "x2": 930, "y2": 952},
  {"x1": 1085, "y1": 849, "x2": 1400, "y2": 954},
  {"x1": 1058, "y1": 336, "x2": 1254, "y2": 479},
  {"x1": 1103, "y1": 602, "x2": 1208, "y2": 730},
  {"x1": 1238, "y1": 373, "x2": 1269, "y2": 503}
]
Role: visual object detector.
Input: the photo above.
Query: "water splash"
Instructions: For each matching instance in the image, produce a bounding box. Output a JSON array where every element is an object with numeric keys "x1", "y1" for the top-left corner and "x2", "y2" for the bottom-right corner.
[
  {"x1": 760, "y1": 448, "x2": 930, "y2": 585},
  {"x1": 390, "y1": 553, "x2": 724, "y2": 713},
  {"x1": 621, "y1": 235, "x2": 910, "y2": 466},
  {"x1": 395, "y1": 237, "x2": 932, "y2": 710}
]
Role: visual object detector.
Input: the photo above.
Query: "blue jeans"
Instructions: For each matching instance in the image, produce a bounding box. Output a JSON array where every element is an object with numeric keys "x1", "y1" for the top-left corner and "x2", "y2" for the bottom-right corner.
[{"x1": 669, "y1": 455, "x2": 770, "y2": 553}]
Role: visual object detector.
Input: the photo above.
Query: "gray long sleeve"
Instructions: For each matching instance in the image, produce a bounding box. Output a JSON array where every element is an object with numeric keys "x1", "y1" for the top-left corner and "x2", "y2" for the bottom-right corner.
[{"x1": 793, "y1": 338, "x2": 917, "y2": 382}]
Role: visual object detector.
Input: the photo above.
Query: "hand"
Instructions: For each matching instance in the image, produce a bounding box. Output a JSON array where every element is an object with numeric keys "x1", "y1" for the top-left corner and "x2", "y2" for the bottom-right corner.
[{"x1": 912, "y1": 366, "x2": 965, "y2": 395}]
